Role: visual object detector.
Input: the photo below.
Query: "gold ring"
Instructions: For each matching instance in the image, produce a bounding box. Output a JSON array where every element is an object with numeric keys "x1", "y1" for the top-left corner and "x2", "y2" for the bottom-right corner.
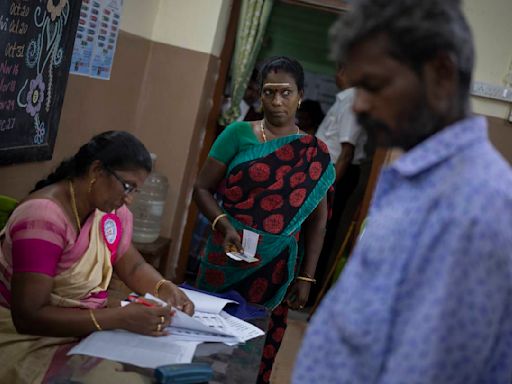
[
  {"x1": 156, "y1": 323, "x2": 162, "y2": 332},
  {"x1": 159, "y1": 315, "x2": 165, "y2": 324}
]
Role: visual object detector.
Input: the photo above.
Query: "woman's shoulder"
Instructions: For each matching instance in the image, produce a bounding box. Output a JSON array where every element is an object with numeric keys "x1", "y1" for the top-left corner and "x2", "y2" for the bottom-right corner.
[
  {"x1": 6, "y1": 198, "x2": 72, "y2": 241},
  {"x1": 224, "y1": 121, "x2": 255, "y2": 136},
  {"x1": 12, "y1": 198, "x2": 67, "y2": 220}
]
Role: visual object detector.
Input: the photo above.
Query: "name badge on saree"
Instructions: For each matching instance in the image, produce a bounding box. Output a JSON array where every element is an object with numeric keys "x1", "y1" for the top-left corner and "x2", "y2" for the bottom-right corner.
[{"x1": 100, "y1": 213, "x2": 122, "y2": 257}]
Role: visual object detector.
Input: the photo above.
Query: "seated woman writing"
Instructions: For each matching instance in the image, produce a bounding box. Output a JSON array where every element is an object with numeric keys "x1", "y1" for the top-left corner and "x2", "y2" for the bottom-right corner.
[{"x1": 0, "y1": 131, "x2": 194, "y2": 383}]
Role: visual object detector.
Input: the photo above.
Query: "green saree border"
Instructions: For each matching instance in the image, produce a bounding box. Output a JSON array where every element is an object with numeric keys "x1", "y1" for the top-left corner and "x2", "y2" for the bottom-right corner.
[{"x1": 227, "y1": 134, "x2": 302, "y2": 174}]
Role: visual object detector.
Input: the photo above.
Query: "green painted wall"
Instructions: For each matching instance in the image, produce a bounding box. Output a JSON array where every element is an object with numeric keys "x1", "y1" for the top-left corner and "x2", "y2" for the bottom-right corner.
[{"x1": 258, "y1": 2, "x2": 338, "y2": 76}]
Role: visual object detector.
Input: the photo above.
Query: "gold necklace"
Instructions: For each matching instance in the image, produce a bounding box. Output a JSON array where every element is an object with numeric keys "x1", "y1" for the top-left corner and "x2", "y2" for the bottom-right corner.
[
  {"x1": 68, "y1": 180, "x2": 81, "y2": 231},
  {"x1": 260, "y1": 120, "x2": 300, "y2": 143}
]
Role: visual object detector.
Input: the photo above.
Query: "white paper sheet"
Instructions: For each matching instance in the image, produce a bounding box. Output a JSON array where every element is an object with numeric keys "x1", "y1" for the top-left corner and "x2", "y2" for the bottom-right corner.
[
  {"x1": 118, "y1": 292, "x2": 262, "y2": 345},
  {"x1": 68, "y1": 330, "x2": 199, "y2": 368},
  {"x1": 219, "y1": 311, "x2": 264, "y2": 342},
  {"x1": 171, "y1": 308, "x2": 233, "y2": 337},
  {"x1": 166, "y1": 327, "x2": 239, "y2": 344},
  {"x1": 179, "y1": 288, "x2": 238, "y2": 314},
  {"x1": 226, "y1": 229, "x2": 259, "y2": 263}
]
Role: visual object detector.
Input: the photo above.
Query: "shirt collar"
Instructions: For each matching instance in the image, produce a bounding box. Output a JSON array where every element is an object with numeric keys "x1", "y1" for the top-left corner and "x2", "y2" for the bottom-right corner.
[
  {"x1": 336, "y1": 88, "x2": 354, "y2": 101},
  {"x1": 390, "y1": 116, "x2": 488, "y2": 178}
]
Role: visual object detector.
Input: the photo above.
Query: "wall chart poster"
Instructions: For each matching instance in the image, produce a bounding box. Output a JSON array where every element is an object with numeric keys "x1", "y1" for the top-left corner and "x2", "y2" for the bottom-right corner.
[
  {"x1": 0, "y1": 0, "x2": 82, "y2": 165},
  {"x1": 70, "y1": 0, "x2": 123, "y2": 80}
]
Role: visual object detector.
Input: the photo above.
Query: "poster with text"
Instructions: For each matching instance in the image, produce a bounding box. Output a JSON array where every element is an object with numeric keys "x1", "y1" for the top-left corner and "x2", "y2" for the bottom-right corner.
[{"x1": 70, "y1": 0, "x2": 122, "y2": 80}]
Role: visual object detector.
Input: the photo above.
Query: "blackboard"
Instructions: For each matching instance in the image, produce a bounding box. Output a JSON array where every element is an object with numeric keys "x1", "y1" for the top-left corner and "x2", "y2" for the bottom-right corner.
[{"x1": 0, "y1": 0, "x2": 81, "y2": 165}]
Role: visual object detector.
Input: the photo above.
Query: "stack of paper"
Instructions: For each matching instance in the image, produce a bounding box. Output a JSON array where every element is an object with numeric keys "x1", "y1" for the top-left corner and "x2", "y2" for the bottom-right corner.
[
  {"x1": 68, "y1": 331, "x2": 199, "y2": 368},
  {"x1": 68, "y1": 288, "x2": 264, "y2": 368},
  {"x1": 148, "y1": 289, "x2": 264, "y2": 345}
]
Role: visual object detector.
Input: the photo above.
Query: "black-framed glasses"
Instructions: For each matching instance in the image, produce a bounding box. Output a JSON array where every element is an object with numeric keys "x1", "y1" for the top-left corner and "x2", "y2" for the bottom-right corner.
[{"x1": 104, "y1": 167, "x2": 138, "y2": 194}]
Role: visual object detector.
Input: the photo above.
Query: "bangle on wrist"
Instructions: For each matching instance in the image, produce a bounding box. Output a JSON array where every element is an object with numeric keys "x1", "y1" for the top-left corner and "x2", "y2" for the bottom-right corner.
[
  {"x1": 154, "y1": 278, "x2": 170, "y2": 298},
  {"x1": 296, "y1": 275, "x2": 316, "y2": 284},
  {"x1": 211, "y1": 213, "x2": 227, "y2": 231},
  {"x1": 89, "y1": 309, "x2": 102, "y2": 331}
]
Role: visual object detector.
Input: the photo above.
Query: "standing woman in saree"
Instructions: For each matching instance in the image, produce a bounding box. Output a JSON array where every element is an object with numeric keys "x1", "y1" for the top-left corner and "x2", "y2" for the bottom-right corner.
[
  {"x1": 194, "y1": 57, "x2": 335, "y2": 383},
  {"x1": 0, "y1": 131, "x2": 194, "y2": 383}
]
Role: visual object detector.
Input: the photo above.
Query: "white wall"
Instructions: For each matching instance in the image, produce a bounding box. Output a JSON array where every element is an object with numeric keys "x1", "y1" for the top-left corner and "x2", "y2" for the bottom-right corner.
[
  {"x1": 120, "y1": 0, "x2": 160, "y2": 41},
  {"x1": 121, "y1": 0, "x2": 232, "y2": 57},
  {"x1": 464, "y1": 0, "x2": 512, "y2": 118}
]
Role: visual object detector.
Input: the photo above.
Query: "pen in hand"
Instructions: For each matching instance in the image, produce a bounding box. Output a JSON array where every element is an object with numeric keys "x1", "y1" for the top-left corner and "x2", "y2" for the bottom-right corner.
[{"x1": 127, "y1": 294, "x2": 158, "y2": 308}]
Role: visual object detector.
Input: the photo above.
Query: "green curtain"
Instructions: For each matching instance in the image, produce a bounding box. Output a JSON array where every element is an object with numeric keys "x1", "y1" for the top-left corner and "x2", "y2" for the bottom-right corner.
[{"x1": 219, "y1": 0, "x2": 274, "y2": 125}]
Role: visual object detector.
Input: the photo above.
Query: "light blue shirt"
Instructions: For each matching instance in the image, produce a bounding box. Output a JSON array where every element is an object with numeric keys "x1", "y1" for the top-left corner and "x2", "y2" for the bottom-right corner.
[{"x1": 293, "y1": 116, "x2": 512, "y2": 384}]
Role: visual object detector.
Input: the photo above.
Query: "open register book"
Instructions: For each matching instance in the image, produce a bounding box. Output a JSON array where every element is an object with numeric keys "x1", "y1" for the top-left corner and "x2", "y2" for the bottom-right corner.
[
  {"x1": 148, "y1": 288, "x2": 264, "y2": 344},
  {"x1": 68, "y1": 288, "x2": 265, "y2": 368}
]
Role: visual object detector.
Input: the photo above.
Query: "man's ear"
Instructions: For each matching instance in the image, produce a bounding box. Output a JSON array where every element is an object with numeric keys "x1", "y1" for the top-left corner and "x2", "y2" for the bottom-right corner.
[{"x1": 422, "y1": 51, "x2": 459, "y2": 116}]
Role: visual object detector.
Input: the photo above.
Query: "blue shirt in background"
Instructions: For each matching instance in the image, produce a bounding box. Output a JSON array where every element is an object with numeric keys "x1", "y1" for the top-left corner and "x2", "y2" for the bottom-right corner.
[{"x1": 293, "y1": 116, "x2": 512, "y2": 384}]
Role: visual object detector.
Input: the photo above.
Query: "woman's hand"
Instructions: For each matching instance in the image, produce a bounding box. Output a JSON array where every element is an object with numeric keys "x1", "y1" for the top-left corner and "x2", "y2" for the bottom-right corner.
[
  {"x1": 223, "y1": 227, "x2": 243, "y2": 254},
  {"x1": 158, "y1": 281, "x2": 195, "y2": 316},
  {"x1": 285, "y1": 280, "x2": 312, "y2": 310},
  {"x1": 119, "y1": 303, "x2": 174, "y2": 336}
]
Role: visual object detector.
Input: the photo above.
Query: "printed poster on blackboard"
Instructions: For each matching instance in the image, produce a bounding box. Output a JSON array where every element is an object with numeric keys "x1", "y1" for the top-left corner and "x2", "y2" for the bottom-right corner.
[
  {"x1": 70, "y1": 0, "x2": 122, "y2": 80},
  {"x1": 0, "y1": 0, "x2": 81, "y2": 165}
]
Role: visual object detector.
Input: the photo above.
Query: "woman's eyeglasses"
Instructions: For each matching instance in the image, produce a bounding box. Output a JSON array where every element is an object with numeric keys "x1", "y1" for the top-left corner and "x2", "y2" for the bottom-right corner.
[{"x1": 105, "y1": 167, "x2": 138, "y2": 194}]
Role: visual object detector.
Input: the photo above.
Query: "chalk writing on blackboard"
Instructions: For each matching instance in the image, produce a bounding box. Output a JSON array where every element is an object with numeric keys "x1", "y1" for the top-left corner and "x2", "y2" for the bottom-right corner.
[{"x1": 0, "y1": 0, "x2": 81, "y2": 166}]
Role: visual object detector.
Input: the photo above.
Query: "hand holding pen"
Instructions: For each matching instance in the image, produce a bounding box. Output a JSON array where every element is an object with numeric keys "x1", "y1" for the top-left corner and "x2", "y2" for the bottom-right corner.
[{"x1": 121, "y1": 294, "x2": 175, "y2": 336}]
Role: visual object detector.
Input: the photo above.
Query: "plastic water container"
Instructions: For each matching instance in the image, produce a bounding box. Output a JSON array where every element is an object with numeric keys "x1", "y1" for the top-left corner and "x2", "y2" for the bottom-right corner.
[{"x1": 130, "y1": 153, "x2": 169, "y2": 243}]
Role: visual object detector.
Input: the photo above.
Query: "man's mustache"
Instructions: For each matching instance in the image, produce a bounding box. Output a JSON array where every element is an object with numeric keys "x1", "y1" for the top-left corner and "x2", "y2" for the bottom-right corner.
[{"x1": 357, "y1": 114, "x2": 390, "y2": 134}]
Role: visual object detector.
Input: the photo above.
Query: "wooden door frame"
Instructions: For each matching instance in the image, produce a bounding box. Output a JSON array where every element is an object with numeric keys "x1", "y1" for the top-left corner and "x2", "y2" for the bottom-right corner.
[{"x1": 174, "y1": 0, "x2": 241, "y2": 282}]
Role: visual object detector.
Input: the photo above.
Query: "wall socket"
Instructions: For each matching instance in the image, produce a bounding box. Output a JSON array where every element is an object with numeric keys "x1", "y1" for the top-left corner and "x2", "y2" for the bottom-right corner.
[{"x1": 471, "y1": 81, "x2": 512, "y2": 103}]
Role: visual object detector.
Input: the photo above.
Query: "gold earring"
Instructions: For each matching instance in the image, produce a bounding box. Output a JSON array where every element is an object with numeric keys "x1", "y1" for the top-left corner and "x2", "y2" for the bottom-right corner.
[
  {"x1": 298, "y1": 99, "x2": 302, "y2": 109},
  {"x1": 88, "y1": 178, "x2": 96, "y2": 194}
]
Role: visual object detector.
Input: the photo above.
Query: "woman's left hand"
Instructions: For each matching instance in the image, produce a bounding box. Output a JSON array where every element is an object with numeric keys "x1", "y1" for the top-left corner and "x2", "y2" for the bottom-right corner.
[
  {"x1": 285, "y1": 280, "x2": 311, "y2": 310},
  {"x1": 158, "y1": 282, "x2": 195, "y2": 316}
]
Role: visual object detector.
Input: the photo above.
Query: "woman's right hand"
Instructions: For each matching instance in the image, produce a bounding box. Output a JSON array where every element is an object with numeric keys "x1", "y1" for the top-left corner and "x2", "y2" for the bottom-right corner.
[
  {"x1": 223, "y1": 227, "x2": 243, "y2": 254},
  {"x1": 118, "y1": 303, "x2": 174, "y2": 336}
]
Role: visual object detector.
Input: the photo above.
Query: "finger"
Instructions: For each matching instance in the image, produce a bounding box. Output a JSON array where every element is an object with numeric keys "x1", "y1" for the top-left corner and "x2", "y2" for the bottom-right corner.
[
  {"x1": 155, "y1": 305, "x2": 171, "y2": 315},
  {"x1": 285, "y1": 290, "x2": 297, "y2": 303},
  {"x1": 224, "y1": 242, "x2": 238, "y2": 253},
  {"x1": 150, "y1": 330, "x2": 168, "y2": 337},
  {"x1": 182, "y1": 302, "x2": 195, "y2": 316}
]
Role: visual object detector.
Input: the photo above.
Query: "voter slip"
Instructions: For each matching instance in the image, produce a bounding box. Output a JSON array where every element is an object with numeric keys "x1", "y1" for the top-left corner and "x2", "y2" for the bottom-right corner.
[{"x1": 226, "y1": 229, "x2": 259, "y2": 263}]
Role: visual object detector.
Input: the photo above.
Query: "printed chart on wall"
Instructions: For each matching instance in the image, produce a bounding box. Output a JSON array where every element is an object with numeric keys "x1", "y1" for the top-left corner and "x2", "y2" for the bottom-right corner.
[
  {"x1": 0, "y1": 0, "x2": 81, "y2": 165},
  {"x1": 70, "y1": 0, "x2": 123, "y2": 80}
]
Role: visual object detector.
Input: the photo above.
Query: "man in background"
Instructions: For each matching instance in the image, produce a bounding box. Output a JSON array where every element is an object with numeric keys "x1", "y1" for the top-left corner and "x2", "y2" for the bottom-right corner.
[
  {"x1": 311, "y1": 62, "x2": 372, "y2": 304},
  {"x1": 316, "y1": 62, "x2": 368, "y2": 184},
  {"x1": 294, "y1": 0, "x2": 512, "y2": 382},
  {"x1": 221, "y1": 68, "x2": 262, "y2": 123},
  {"x1": 296, "y1": 99, "x2": 325, "y2": 135}
]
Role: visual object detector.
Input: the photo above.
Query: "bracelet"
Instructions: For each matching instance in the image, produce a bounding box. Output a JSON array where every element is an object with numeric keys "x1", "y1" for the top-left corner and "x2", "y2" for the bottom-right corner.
[
  {"x1": 211, "y1": 213, "x2": 227, "y2": 231},
  {"x1": 296, "y1": 276, "x2": 317, "y2": 284},
  {"x1": 154, "y1": 278, "x2": 170, "y2": 298},
  {"x1": 89, "y1": 309, "x2": 102, "y2": 331}
]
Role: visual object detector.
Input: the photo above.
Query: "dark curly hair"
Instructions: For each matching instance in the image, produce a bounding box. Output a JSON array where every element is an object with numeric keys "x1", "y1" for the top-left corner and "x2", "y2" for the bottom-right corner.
[{"x1": 330, "y1": 0, "x2": 474, "y2": 97}]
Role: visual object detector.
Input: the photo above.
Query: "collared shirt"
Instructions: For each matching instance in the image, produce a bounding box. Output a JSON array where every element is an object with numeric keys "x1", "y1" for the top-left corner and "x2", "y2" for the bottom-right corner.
[
  {"x1": 316, "y1": 88, "x2": 367, "y2": 164},
  {"x1": 294, "y1": 116, "x2": 512, "y2": 384}
]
